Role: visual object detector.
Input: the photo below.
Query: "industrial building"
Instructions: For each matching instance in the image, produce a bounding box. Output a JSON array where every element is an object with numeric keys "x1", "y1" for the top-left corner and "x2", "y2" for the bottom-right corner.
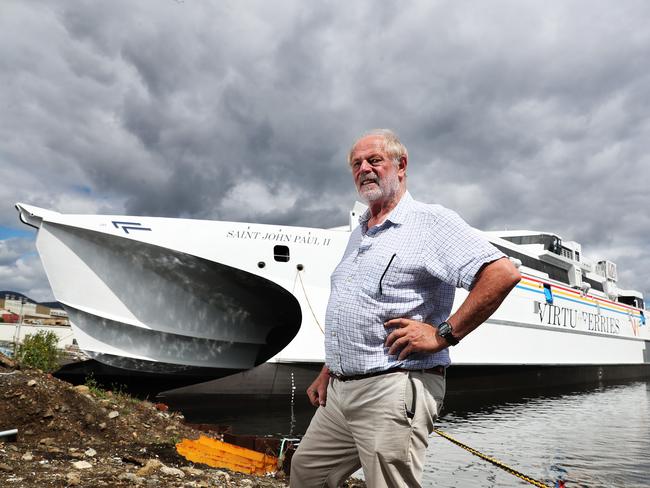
[{"x1": 0, "y1": 295, "x2": 69, "y2": 326}]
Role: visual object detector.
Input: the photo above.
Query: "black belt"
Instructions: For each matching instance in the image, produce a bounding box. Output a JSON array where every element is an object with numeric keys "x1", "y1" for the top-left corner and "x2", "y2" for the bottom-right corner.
[{"x1": 329, "y1": 365, "x2": 445, "y2": 382}]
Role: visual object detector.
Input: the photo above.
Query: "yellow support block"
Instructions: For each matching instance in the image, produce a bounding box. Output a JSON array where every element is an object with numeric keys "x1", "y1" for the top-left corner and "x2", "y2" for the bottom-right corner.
[{"x1": 176, "y1": 435, "x2": 278, "y2": 475}]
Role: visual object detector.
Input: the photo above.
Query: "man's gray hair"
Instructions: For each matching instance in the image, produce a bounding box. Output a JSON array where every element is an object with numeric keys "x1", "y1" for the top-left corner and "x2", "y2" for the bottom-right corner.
[{"x1": 347, "y1": 129, "x2": 408, "y2": 167}]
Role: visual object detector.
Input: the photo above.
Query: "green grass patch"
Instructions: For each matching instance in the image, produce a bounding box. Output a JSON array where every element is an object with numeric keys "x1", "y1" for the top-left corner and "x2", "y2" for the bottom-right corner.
[{"x1": 84, "y1": 373, "x2": 138, "y2": 409}]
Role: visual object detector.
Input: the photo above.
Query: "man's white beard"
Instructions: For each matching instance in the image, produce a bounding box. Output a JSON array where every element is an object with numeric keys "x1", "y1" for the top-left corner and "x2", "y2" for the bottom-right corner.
[{"x1": 358, "y1": 171, "x2": 400, "y2": 203}]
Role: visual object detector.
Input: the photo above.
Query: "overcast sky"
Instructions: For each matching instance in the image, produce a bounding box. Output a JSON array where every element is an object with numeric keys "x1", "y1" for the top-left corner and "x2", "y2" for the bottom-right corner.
[{"x1": 1, "y1": 0, "x2": 649, "y2": 303}]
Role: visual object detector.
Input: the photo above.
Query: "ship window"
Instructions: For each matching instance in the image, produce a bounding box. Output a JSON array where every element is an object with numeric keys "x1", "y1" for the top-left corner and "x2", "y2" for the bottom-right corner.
[
  {"x1": 550, "y1": 237, "x2": 562, "y2": 255},
  {"x1": 582, "y1": 276, "x2": 604, "y2": 293},
  {"x1": 618, "y1": 296, "x2": 636, "y2": 306},
  {"x1": 492, "y1": 243, "x2": 572, "y2": 285},
  {"x1": 274, "y1": 245, "x2": 290, "y2": 262},
  {"x1": 619, "y1": 296, "x2": 645, "y2": 310}
]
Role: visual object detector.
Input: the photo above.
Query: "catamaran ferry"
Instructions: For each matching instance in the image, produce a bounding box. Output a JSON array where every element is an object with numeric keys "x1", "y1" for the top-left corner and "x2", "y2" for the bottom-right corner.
[{"x1": 16, "y1": 202, "x2": 649, "y2": 396}]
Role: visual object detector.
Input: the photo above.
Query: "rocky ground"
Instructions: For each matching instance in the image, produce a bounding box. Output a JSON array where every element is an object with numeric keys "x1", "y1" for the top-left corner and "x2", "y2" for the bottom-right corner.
[{"x1": 0, "y1": 353, "x2": 365, "y2": 487}]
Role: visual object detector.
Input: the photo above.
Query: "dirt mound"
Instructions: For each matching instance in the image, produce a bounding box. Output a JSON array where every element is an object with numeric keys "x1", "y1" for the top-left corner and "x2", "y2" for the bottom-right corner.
[
  {"x1": 0, "y1": 356, "x2": 280, "y2": 487},
  {"x1": 0, "y1": 356, "x2": 365, "y2": 487}
]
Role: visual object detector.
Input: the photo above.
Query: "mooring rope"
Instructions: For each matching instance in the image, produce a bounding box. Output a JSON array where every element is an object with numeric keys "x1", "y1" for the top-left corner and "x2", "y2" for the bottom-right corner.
[
  {"x1": 296, "y1": 270, "x2": 324, "y2": 335},
  {"x1": 433, "y1": 429, "x2": 561, "y2": 488}
]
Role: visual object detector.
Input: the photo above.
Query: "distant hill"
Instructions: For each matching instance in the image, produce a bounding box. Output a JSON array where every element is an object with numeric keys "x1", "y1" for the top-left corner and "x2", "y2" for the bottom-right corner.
[
  {"x1": 0, "y1": 291, "x2": 62, "y2": 309},
  {"x1": 0, "y1": 291, "x2": 36, "y2": 304}
]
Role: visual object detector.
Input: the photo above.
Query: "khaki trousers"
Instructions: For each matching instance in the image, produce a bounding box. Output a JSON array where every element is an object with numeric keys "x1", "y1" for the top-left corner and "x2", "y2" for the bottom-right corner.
[{"x1": 290, "y1": 371, "x2": 445, "y2": 488}]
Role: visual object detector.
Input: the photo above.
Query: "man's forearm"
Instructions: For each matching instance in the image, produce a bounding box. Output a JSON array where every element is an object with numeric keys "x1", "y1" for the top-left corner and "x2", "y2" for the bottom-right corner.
[{"x1": 448, "y1": 257, "x2": 521, "y2": 340}]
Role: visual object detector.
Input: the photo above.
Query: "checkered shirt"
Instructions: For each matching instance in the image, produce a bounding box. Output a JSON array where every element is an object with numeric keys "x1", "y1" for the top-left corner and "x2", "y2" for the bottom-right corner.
[{"x1": 324, "y1": 191, "x2": 504, "y2": 375}]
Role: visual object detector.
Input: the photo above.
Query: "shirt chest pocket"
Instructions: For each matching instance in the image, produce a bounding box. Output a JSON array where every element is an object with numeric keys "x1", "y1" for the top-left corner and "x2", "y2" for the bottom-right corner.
[{"x1": 361, "y1": 252, "x2": 403, "y2": 298}]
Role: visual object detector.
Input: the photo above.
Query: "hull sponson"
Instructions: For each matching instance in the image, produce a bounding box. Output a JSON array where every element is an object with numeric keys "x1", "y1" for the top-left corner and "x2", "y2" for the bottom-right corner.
[
  {"x1": 35, "y1": 221, "x2": 301, "y2": 370},
  {"x1": 67, "y1": 309, "x2": 261, "y2": 370},
  {"x1": 54, "y1": 357, "x2": 240, "y2": 396},
  {"x1": 86, "y1": 352, "x2": 236, "y2": 374}
]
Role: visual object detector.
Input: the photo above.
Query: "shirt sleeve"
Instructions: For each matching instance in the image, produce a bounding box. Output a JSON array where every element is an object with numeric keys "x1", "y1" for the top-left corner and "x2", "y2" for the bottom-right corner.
[{"x1": 422, "y1": 208, "x2": 505, "y2": 290}]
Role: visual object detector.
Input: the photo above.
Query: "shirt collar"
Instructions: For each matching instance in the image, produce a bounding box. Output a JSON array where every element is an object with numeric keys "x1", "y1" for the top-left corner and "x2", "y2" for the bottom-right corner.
[{"x1": 358, "y1": 191, "x2": 414, "y2": 227}]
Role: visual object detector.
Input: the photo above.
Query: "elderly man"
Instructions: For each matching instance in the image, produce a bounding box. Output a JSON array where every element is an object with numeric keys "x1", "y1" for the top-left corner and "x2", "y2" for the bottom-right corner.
[{"x1": 290, "y1": 129, "x2": 521, "y2": 488}]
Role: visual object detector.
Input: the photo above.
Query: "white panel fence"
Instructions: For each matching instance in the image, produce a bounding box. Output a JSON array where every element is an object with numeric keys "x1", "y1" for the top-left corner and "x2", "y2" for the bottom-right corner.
[{"x1": 0, "y1": 323, "x2": 75, "y2": 349}]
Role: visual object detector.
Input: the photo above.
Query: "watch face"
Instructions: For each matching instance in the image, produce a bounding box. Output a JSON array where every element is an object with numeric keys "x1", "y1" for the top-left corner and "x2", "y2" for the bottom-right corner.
[
  {"x1": 438, "y1": 322, "x2": 458, "y2": 345},
  {"x1": 438, "y1": 322, "x2": 451, "y2": 335}
]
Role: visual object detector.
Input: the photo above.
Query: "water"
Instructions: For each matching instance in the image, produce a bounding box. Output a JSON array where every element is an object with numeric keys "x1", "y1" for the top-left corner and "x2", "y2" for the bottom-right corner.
[
  {"x1": 426, "y1": 381, "x2": 650, "y2": 487},
  {"x1": 168, "y1": 380, "x2": 650, "y2": 487}
]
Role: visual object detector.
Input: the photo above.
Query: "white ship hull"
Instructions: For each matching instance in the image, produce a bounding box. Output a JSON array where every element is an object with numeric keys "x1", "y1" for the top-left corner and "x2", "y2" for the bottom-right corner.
[
  {"x1": 16, "y1": 203, "x2": 649, "y2": 392},
  {"x1": 16, "y1": 203, "x2": 346, "y2": 374}
]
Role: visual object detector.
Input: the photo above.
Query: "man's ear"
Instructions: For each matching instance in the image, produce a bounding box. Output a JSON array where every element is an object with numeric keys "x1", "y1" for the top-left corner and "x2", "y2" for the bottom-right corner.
[{"x1": 398, "y1": 155, "x2": 408, "y2": 176}]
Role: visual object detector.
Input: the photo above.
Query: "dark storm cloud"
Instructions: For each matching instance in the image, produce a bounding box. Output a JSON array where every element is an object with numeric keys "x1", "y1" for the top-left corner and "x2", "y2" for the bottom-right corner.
[{"x1": 0, "y1": 0, "x2": 649, "y2": 299}]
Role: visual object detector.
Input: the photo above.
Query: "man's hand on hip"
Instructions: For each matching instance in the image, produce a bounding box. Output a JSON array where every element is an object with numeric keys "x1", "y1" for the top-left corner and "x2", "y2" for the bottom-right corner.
[{"x1": 384, "y1": 318, "x2": 449, "y2": 360}]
